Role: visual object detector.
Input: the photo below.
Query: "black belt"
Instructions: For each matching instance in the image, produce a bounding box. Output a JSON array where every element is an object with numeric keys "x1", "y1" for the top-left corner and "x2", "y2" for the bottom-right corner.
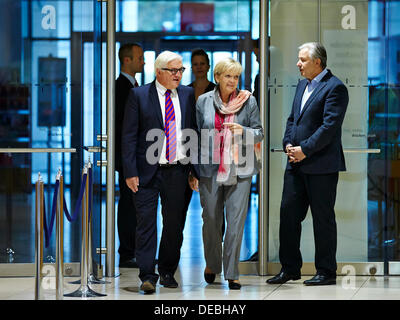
[
  {"x1": 158, "y1": 162, "x2": 181, "y2": 168},
  {"x1": 158, "y1": 161, "x2": 189, "y2": 169}
]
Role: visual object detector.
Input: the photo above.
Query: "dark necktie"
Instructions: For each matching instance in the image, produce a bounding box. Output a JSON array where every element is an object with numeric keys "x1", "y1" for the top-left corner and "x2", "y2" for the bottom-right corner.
[{"x1": 164, "y1": 89, "x2": 177, "y2": 162}]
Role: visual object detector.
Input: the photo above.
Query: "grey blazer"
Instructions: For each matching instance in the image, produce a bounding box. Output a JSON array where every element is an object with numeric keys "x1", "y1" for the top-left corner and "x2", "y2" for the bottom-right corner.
[{"x1": 195, "y1": 89, "x2": 263, "y2": 178}]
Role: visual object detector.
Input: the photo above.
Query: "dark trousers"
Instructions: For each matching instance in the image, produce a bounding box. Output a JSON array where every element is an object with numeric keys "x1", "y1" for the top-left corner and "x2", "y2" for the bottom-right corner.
[
  {"x1": 279, "y1": 169, "x2": 339, "y2": 277},
  {"x1": 117, "y1": 172, "x2": 137, "y2": 261},
  {"x1": 134, "y1": 164, "x2": 190, "y2": 283},
  {"x1": 183, "y1": 181, "x2": 193, "y2": 215}
]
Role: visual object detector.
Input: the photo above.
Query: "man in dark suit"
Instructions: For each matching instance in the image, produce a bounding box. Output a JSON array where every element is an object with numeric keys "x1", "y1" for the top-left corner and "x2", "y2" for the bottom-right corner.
[
  {"x1": 122, "y1": 51, "x2": 197, "y2": 294},
  {"x1": 267, "y1": 42, "x2": 348, "y2": 286},
  {"x1": 115, "y1": 43, "x2": 144, "y2": 268},
  {"x1": 252, "y1": 38, "x2": 260, "y2": 107}
]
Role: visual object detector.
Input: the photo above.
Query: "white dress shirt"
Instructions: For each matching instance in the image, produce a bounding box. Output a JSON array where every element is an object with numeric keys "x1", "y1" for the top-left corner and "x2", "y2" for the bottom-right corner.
[{"x1": 155, "y1": 80, "x2": 186, "y2": 164}]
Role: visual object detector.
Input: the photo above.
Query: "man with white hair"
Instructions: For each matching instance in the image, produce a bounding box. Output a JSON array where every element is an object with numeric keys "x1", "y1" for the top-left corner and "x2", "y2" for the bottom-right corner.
[
  {"x1": 266, "y1": 42, "x2": 348, "y2": 286},
  {"x1": 122, "y1": 51, "x2": 197, "y2": 294}
]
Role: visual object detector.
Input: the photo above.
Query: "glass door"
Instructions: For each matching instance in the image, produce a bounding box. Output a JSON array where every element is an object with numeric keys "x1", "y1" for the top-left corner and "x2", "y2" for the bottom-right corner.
[
  {"x1": 79, "y1": 0, "x2": 106, "y2": 279},
  {"x1": 267, "y1": 0, "x2": 400, "y2": 275},
  {"x1": 0, "y1": 0, "x2": 104, "y2": 277},
  {"x1": 114, "y1": 0, "x2": 261, "y2": 274}
]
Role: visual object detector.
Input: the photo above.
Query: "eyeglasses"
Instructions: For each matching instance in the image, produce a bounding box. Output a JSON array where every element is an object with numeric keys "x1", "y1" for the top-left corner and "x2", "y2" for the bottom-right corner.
[{"x1": 161, "y1": 67, "x2": 186, "y2": 75}]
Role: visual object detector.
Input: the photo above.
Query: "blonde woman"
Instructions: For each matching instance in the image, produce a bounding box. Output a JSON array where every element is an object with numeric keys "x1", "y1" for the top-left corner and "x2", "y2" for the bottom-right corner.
[{"x1": 195, "y1": 58, "x2": 263, "y2": 289}]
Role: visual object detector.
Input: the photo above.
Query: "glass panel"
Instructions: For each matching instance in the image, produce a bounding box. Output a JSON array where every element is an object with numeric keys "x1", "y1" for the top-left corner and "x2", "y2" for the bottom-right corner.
[
  {"x1": 268, "y1": 0, "x2": 319, "y2": 264},
  {"x1": 268, "y1": 0, "x2": 400, "y2": 272},
  {"x1": 73, "y1": 0, "x2": 119, "y2": 32},
  {"x1": 73, "y1": 0, "x2": 95, "y2": 32},
  {"x1": 368, "y1": 0, "x2": 400, "y2": 265},
  {"x1": 90, "y1": 0, "x2": 104, "y2": 272},
  {"x1": 269, "y1": 0, "x2": 370, "y2": 263},
  {"x1": 214, "y1": 1, "x2": 250, "y2": 32},
  {"x1": 121, "y1": 0, "x2": 254, "y2": 32},
  {"x1": 321, "y1": 0, "x2": 369, "y2": 262},
  {"x1": 31, "y1": 0, "x2": 70, "y2": 38},
  {"x1": 0, "y1": 0, "x2": 102, "y2": 268},
  {"x1": 115, "y1": 0, "x2": 260, "y2": 268},
  {"x1": 31, "y1": 40, "x2": 71, "y2": 184},
  {"x1": 0, "y1": 0, "x2": 260, "y2": 273}
]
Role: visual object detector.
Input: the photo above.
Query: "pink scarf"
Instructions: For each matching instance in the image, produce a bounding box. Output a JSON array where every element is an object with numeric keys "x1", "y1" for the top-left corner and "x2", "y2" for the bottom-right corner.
[{"x1": 213, "y1": 89, "x2": 252, "y2": 185}]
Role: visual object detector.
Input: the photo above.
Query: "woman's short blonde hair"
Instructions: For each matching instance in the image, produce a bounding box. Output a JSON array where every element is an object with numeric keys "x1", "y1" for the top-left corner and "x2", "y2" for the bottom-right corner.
[{"x1": 213, "y1": 58, "x2": 242, "y2": 82}]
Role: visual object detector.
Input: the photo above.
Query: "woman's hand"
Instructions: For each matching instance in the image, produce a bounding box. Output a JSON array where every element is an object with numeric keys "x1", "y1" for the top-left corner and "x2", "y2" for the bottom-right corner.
[
  {"x1": 223, "y1": 122, "x2": 243, "y2": 136},
  {"x1": 237, "y1": 90, "x2": 252, "y2": 100}
]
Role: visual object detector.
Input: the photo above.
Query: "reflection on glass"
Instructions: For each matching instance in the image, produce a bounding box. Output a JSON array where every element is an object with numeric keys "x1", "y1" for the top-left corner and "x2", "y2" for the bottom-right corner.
[
  {"x1": 0, "y1": 0, "x2": 262, "y2": 269},
  {"x1": 268, "y1": 0, "x2": 400, "y2": 269}
]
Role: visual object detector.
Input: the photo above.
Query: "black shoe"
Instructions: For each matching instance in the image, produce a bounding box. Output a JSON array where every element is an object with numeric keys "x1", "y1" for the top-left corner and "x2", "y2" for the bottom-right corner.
[
  {"x1": 304, "y1": 274, "x2": 336, "y2": 286},
  {"x1": 160, "y1": 274, "x2": 178, "y2": 288},
  {"x1": 228, "y1": 280, "x2": 241, "y2": 290},
  {"x1": 266, "y1": 271, "x2": 301, "y2": 284},
  {"x1": 204, "y1": 269, "x2": 216, "y2": 284},
  {"x1": 140, "y1": 281, "x2": 156, "y2": 294},
  {"x1": 119, "y1": 258, "x2": 138, "y2": 268}
]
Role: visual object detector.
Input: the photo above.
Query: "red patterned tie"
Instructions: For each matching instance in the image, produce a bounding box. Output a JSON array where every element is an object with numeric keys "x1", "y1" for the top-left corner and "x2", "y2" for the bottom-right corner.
[{"x1": 165, "y1": 89, "x2": 177, "y2": 162}]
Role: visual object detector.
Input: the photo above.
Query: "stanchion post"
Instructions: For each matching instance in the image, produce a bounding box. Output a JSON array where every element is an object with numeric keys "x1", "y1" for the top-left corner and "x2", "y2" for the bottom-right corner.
[
  {"x1": 81, "y1": 166, "x2": 89, "y2": 289},
  {"x1": 87, "y1": 162, "x2": 94, "y2": 280},
  {"x1": 69, "y1": 161, "x2": 110, "y2": 285},
  {"x1": 64, "y1": 166, "x2": 105, "y2": 298},
  {"x1": 34, "y1": 173, "x2": 44, "y2": 300},
  {"x1": 87, "y1": 161, "x2": 110, "y2": 284},
  {"x1": 56, "y1": 170, "x2": 64, "y2": 300}
]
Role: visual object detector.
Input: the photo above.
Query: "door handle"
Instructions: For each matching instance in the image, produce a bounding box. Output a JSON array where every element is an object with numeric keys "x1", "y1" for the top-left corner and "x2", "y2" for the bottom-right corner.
[
  {"x1": 0, "y1": 148, "x2": 77, "y2": 153},
  {"x1": 83, "y1": 146, "x2": 106, "y2": 153},
  {"x1": 96, "y1": 160, "x2": 108, "y2": 167},
  {"x1": 96, "y1": 134, "x2": 108, "y2": 142},
  {"x1": 271, "y1": 148, "x2": 381, "y2": 154}
]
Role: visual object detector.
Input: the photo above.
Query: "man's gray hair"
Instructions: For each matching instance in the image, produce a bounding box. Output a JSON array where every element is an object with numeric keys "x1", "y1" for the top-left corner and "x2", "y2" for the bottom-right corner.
[
  {"x1": 299, "y1": 42, "x2": 327, "y2": 69},
  {"x1": 154, "y1": 51, "x2": 182, "y2": 71}
]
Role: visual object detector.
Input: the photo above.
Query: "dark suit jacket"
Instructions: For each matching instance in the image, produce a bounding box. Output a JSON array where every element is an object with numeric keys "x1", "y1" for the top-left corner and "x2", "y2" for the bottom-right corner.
[
  {"x1": 115, "y1": 74, "x2": 134, "y2": 172},
  {"x1": 253, "y1": 73, "x2": 260, "y2": 107},
  {"x1": 283, "y1": 69, "x2": 349, "y2": 174},
  {"x1": 121, "y1": 81, "x2": 197, "y2": 187},
  {"x1": 188, "y1": 81, "x2": 216, "y2": 93}
]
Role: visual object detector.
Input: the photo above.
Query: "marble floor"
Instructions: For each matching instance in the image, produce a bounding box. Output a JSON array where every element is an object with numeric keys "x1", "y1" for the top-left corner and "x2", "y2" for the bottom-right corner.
[
  {"x1": 1, "y1": 188, "x2": 400, "y2": 303},
  {"x1": 1, "y1": 258, "x2": 400, "y2": 301}
]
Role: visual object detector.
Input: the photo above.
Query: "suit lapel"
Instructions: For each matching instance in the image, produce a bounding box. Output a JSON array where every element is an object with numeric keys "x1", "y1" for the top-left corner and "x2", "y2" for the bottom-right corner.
[
  {"x1": 294, "y1": 80, "x2": 307, "y2": 123},
  {"x1": 119, "y1": 74, "x2": 134, "y2": 89},
  {"x1": 149, "y1": 81, "x2": 164, "y2": 129},
  {"x1": 296, "y1": 70, "x2": 332, "y2": 123},
  {"x1": 298, "y1": 81, "x2": 327, "y2": 119}
]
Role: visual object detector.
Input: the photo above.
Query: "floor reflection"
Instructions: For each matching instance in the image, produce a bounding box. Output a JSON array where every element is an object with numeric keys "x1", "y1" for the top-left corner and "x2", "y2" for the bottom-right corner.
[
  {"x1": 0, "y1": 187, "x2": 259, "y2": 267},
  {"x1": 115, "y1": 190, "x2": 259, "y2": 266}
]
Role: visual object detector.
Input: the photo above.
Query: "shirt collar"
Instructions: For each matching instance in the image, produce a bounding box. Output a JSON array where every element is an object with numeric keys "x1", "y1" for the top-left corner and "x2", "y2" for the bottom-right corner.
[
  {"x1": 155, "y1": 80, "x2": 178, "y2": 96},
  {"x1": 307, "y1": 68, "x2": 328, "y2": 90},
  {"x1": 308, "y1": 68, "x2": 328, "y2": 84},
  {"x1": 313, "y1": 68, "x2": 328, "y2": 83},
  {"x1": 121, "y1": 72, "x2": 137, "y2": 87}
]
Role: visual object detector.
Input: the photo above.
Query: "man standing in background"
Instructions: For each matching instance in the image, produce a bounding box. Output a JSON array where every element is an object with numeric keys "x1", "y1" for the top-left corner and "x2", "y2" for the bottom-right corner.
[{"x1": 115, "y1": 43, "x2": 145, "y2": 268}]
